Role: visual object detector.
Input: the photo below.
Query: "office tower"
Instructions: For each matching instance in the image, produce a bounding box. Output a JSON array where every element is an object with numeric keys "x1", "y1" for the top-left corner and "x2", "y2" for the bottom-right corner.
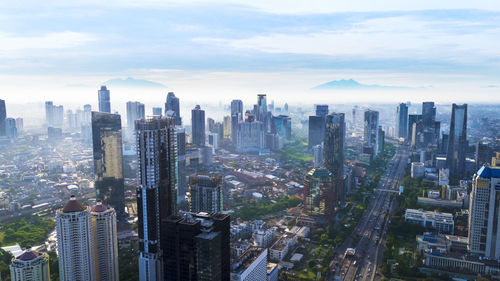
[
  {"x1": 91, "y1": 112, "x2": 125, "y2": 218},
  {"x1": 136, "y1": 117, "x2": 177, "y2": 281},
  {"x1": 236, "y1": 114, "x2": 265, "y2": 153},
  {"x1": 422, "y1": 102, "x2": 436, "y2": 128},
  {"x1": 188, "y1": 174, "x2": 223, "y2": 213},
  {"x1": 440, "y1": 133, "x2": 449, "y2": 154},
  {"x1": 91, "y1": 201, "x2": 119, "y2": 281},
  {"x1": 284, "y1": 103, "x2": 289, "y2": 112},
  {"x1": 256, "y1": 94, "x2": 267, "y2": 122},
  {"x1": 191, "y1": 105, "x2": 206, "y2": 146},
  {"x1": 308, "y1": 116, "x2": 324, "y2": 148},
  {"x1": 207, "y1": 117, "x2": 215, "y2": 133},
  {"x1": 223, "y1": 116, "x2": 231, "y2": 139},
  {"x1": 396, "y1": 103, "x2": 408, "y2": 139},
  {"x1": 408, "y1": 114, "x2": 422, "y2": 145},
  {"x1": 303, "y1": 168, "x2": 334, "y2": 216},
  {"x1": 98, "y1": 86, "x2": 111, "y2": 113},
  {"x1": 377, "y1": 126, "x2": 385, "y2": 153},
  {"x1": 352, "y1": 106, "x2": 357, "y2": 126},
  {"x1": 208, "y1": 133, "x2": 219, "y2": 149},
  {"x1": 468, "y1": 164, "x2": 500, "y2": 258},
  {"x1": 152, "y1": 107, "x2": 162, "y2": 116},
  {"x1": 324, "y1": 113, "x2": 345, "y2": 205},
  {"x1": 126, "y1": 101, "x2": 146, "y2": 129},
  {"x1": 56, "y1": 196, "x2": 95, "y2": 281},
  {"x1": 53, "y1": 105, "x2": 64, "y2": 127},
  {"x1": 15, "y1": 117, "x2": 23, "y2": 133},
  {"x1": 313, "y1": 145, "x2": 323, "y2": 168},
  {"x1": 476, "y1": 142, "x2": 492, "y2": 171},
  {"x1": 230, "y1": 100, "x2": 243, "y2": 121},
  {"x1": 176, "y1": 128, "x2": 187, "y2": 204},
  {"x1": 5, "y1": 118, "x2": 17, "y2": 139},
  {"x1": 272, "y1": 115, "x2": 292, "y2": 140},
  {"x1": 9, "y1": 247, "x2": 50, "y2": 281},
  {"x1": 45, "y1": 101, "x2": 54, "y2": 126},
  {"x1": 0, "y1": 99, "x2": 6, "y2": 136},
  {"x1": 165, "y1": 92, "x2": 181, "y2": 125},
  {"x1": 446, "y1": 104, "x2": 467, "y2": 183},
  {"x1": 162, "y1": 212, "x2": 230, "y2": 281},
  {"x1": 363, "y1": 110, "x2": 379, "y2": 153},
  {"x1": 315, "y1": 105, "x2": 328, "y2": 118},
  {"x1": 230, "y1": 247, "x2": 268, "y2": 281}
]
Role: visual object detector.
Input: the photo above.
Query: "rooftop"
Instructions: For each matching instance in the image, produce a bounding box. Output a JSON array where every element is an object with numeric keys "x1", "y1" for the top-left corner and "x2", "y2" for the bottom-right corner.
[
  {"x1": 62, "y1": 195, "x2": 85, "y2": 213},
  {"x1": 477, "y1": 165, "x2": 500, "y2": 179}
]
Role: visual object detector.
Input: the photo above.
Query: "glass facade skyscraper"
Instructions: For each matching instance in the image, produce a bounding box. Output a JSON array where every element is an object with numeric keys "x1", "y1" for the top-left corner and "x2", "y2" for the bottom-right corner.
[
  {"x1": 191, "y1": 105, "x2": 206, "y2": 146},
  {"x1": 446, "y1": 103, "x2": 467, "y2": 183},
  {"x1": 165, "y1": 92, "x2": 181, "y2": 125},
  {"x1": 98, "y1": 86, "x2": 111, "y2": 113},
  {"x1": 396, "y1": 103, "x2": 408, "y2": 139},
  {"x1": 324, "y1": 113, "x2": 345, "y2": 206}
]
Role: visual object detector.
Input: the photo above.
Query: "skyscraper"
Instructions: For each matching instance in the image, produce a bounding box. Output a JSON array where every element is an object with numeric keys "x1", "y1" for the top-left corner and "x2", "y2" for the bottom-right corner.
[
  {"x1": 315, "y1": 105, "x2": 328, "y2": 118},
  {"x1": 324, "y1": 113, "x2": 345, "y2": 206},
  {"x1": 162, "y1": 212, "x2": 230, "y2": 281},
  {"x1": 45, "y1": 101, "x2": 64, "y2": 127},
  {"x1": 56, "y1": 196, "x2": 95, "y2": 281},
  {"x1": 303, "y1": 168, "x2": 334, "y2": 216},
  {"x1": 191, "y1": 105, "x2": 206, "y2": 146},
  {"x1": 446, "y1": 104, "x2": 467, "y2": 183},
  {"x1": 408, "y1": 114, "x2": 422, "y2": 145},
  {"x1": 256, "y1": 94, "x2": 267, "y2": 122},
  {"x1": 126, "y1": 101, "x2": 146, "y2": 129},
  {"x1": 136, "y1": 117, "x2": 177, "y2": 281},
  {"x1": 468, "y1": 164, "x2": 500, "y2": 258},
  {"x1": 236, "y1": 114, "x2": 265, "y2": 153},
  {"x1": 422, "y1": 102, "x2": 437, "y2": 147},
  {"x1": 272, "y1": 115, "x2": 292, "y2": 140},
  {"x1": 9, "y1": 247, "x2": 50, "y2": 281},
  {"x1": 396, "y1": 103, "x2": 408, "y2": 139},
  {"x1": 476, "y1": 142, "x2": 492, "y2": 171},
  {"x1": 223, "y1": 116, "x2": 231, "y2": 139},
  {"x1": 98, "y1": 86, "x2": 111, "y2": 113},
  {"x1": 308, "y1": 116, "x2": 324, "y2": 148},
  {"x1": 165, "y1": 92, "x2": 181, "y2": 125},
  {"x1": 230, "y1": 100, "x2": 243, "y2": 120},
  {"x1": 176, "y1": 128, "x2": 187, "y2": 205},
  {"x1": 188, "y1": 174, "x2": 223, "y2": 213},
  {"x1": 91, "y1": 201, "x2": 119, "y2": 281},
  {"x1": 5, "y1": 118, "x2": 17, "y2": 139},
  {"x1": 363, "y1": 110, "x2": 379, "y2": 153},
  {"x1": 152, "y1": 107, "x2": 162, "y2": 116},
  {"x1": 0, "y1": 99, "x2": 6, "y2": 136},
  {"x1": 91, "y1": 112, "x2": 125, "y2": 218}
]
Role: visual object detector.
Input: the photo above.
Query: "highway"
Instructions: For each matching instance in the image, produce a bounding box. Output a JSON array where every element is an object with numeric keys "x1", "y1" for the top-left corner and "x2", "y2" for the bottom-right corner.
[{"x1": 329, "y1": 145, "x2": 409, "y2": 281}]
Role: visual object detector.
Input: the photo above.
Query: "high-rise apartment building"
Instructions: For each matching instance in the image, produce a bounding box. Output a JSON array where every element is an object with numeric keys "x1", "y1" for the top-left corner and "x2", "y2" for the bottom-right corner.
[
  {"x1": 324, "y1": 113, "x2": 345, "y2": 205},
  {"x1": 45, "y1": 101, "x2": 64, "y2": 127},
  {"x1": 272, "y1": 115, "x2": 292, "y2": 140},
  {"x1": 5, "y1": 118, "x2": 17, "y2": 139},
  {"x1": 468, "y1": 164, "x2": 500, "y2": 258},
  {"x1": 446, "y1": 104, "x2": 467, "y2": 183},
  {"x1": 396, "y1": 103, "x2": 408, "y2": 139},
  {"x1": 162, "y1": 212, "x2": 230, "y2": 281},
  {"x1": 56, "y1": 196, "x2": 95, "y2": 281},
  {"x1": 303, "y1": 168, "x2": 334, "y2": 216},
  {"x1": 188, "y1": 174, "x2": 223, "y2": 213},
  {"x1": 165, "y1": 92, "x2": 181, "y2": 125},
  {"x1": 0, "y1": 99, "x2": 6, "y2": 136},
  {"x1": 236, "y1": 114, "x2": 265, "y2": 153},
  {"x1": 231, "y1": 100, "x2": 243, "y2": 120},
  {"x1": 136, "y1": 117, "x2": 177, "y2": 281},
  {"x1": 91, "y1": 201, "x2": 119, "y2": 281},
  {"x1": 176, "y1": 128, "x2": 187, "y2": 204},
  {"x1": 191, "y1": 105, "x2": 206, "y2": 146},
  {"x1": 231, "y1": 247, "x2": 268, "y2": 281},
  {"x1": 313, "y1": 144, "x2": 323, "y2": 168},
  {"x1": 9, "y1": 247, "x2": 50, "y2": 281},
  {"x1": 98, "y1": 86, "x2": 111, "y2": 113},
  {"x1": 91, "y1": 112, "x2": 125, "y2": 218},
  {"x1": 126, "y1": 101, "x2": 146, "y2": 129}
]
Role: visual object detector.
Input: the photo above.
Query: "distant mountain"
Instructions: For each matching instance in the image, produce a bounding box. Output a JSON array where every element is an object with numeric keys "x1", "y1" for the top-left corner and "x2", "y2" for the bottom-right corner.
[
  {"x1": 103, "y1": 77, "x2": 166, "y2": 88},
  {"x1": 312, "y1": 79, "x2": 406, "y2": 90}
]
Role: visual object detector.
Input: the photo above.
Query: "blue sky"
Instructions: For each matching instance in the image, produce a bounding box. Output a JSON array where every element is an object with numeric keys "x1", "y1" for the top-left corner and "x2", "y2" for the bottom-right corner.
[{"x1": 0, "y1": 0, "x2": 499, "y2": 106}]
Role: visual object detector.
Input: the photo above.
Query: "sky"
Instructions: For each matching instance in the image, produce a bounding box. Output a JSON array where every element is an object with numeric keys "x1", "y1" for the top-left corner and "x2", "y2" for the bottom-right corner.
[{"x1": 1, "y1": 0, "x2": 500, "y2": 118}]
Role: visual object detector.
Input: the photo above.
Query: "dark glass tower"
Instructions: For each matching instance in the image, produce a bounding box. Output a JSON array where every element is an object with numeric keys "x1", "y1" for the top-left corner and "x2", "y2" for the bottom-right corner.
[
  {"x1": 363, "y1": 110, "x2": 379, "y2": 153},
  {"x1": 408, "y1": 114, "x2": 422, "y2": 145},
  {"x1": 162, "y1": 212, "x2": 230, "y2": 281},
  {"x1": 0, "y1": 99, "x2": 6, "y2": 136},
  {"x1": 136, "y1": 117, "x2": 178, "y2": 281},
  {"x1": 308, "y1": 116, "x2": 324, "y2": 148},
  {"x1": 230, "y1": 100, "x2": 243, "y2": 120},
  {"x1": 91, "y1": 112, "x2": 125, "y2": 218},
  {"x1": 324, "y1": 113, "x2": 345, "y2": 207},
  {"x1": 98, "y1": 86, "x2": 111, "y2": 113},
  {"x1": 446, "y1": 104, "x2": 467, "y2": 183},
  {"x1": 191, "y1": 105, "x2": 206, "y2": 146},
  {"x1": 165, "y1": 92, "x2": 181, "y2": 125},
  {"x1": 396, "y1": 103, "x2": 408, "y2": 139}
]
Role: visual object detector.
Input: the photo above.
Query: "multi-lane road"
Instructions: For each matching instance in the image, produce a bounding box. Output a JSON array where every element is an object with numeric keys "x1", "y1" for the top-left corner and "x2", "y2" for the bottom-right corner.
[{"x1": 329, "y1": 145, "x2": 409, "y2": 281}]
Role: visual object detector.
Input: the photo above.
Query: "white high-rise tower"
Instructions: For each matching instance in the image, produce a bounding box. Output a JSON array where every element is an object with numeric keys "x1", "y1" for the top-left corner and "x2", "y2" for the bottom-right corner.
[
  {"x1": 9, "y1": 247, "x2": 50, "y2": 281},
  {"x1": 91, "y1": 201, "x2": 119, "y2": 281}
]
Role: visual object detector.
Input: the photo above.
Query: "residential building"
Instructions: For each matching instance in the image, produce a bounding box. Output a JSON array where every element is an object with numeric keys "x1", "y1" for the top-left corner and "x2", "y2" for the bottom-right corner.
[
  {"x1": 91, "y1": 201, "x2": 119, "y2": 281},
  {"x1": 230, "y1": 247, "x2": 267, "y2": 281},
  {"x1": 9, "y1": 247, "x2": 50, "y2": 281},
  {"x1": 192, "y1": 105, "x2": 206, "y2": 146},
  {"x1": 303, "y1": 168, "x2": 334, "y2": 216},
  {"x1": 126, "y1": 101, "x2": 145, "y2": 130},
  {"x1": 189, "y1": 174, "x2": 223, "y2": 213}
]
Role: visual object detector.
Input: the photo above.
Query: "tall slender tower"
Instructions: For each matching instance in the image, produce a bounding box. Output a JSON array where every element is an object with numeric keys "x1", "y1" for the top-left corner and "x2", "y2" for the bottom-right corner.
[
  {"x1": 191, "y1": 105, "x2": 206, "y2": 146},
  {"x1": 165, "y1": 92, "x2": 181, "y2": 125},
  {"x1": 446, "y1": 104, "x2": 467, "y2": 183},
  {"x1": 91, "y1": 201, "x2": 119, "y2": 281},
  {"x1": 396, "y1": 103, "x2": 408, "y2": 139},
  {"x1": 136, "y1": 117, "x2": 178, "y2": 281},
  {"x1": 0, "y1": 99, "x2": 6, "y2": 136},
  {"x1": 230, "y1": 100, "x2": 243, "y2": 120},
  {"x1": 364, "y1": 110, "x2": 379, "y2": 154},
  {"x1": 56, "y1": 196, "x2": 95, "y2": 281},
  {"x1": 126, "y1": 101, "x2": 146, "y2": 130},
  {"x1": 98, "y1": 86, "x2": 111, "y2": 113},
  {"x1": 91, "y1": 112, "x2": 125, "y2": 218},
  {"x1": 324, "y1": 113, "x2": 345, "y2": 207}
]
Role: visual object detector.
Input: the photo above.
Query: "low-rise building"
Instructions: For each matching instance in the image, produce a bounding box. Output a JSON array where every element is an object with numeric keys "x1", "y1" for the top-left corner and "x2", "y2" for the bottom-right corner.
[
  {"x1": 269, "y1": 233, "x2": 297, "y2": 262},
  {"x1": 405, "y1": 209, "x2": 454, "y2": 234}
]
